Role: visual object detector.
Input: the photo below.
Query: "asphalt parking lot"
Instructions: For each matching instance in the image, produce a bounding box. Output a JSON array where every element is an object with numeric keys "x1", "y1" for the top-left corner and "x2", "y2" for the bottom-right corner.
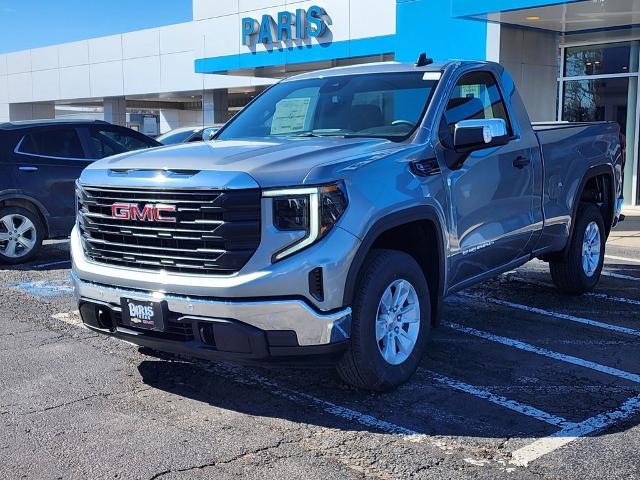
[{"x1": 1, "y1": 215, "x2": 639, "y2": 479}]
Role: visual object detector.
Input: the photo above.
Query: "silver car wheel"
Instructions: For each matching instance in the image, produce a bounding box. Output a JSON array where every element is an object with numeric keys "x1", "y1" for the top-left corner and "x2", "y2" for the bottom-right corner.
[
  {"x1": 581, "y1": 221, "x2": 601, "y2": 278},
  {"x1": 0, "y1": 214, "x2": 37, "y2": 258},
  {"x1": 375, "y1": 279, "x2": 421, "y2": 366}
]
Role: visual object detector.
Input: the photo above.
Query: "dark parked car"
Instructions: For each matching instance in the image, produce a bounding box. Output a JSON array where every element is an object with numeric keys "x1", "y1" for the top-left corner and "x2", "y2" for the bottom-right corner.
[
  {"x1": 156, "y1": 125, "x2": 222, "y2": 145},
  {"x1": 0, "y1": 119, "x2": 160, "y2": 264}
]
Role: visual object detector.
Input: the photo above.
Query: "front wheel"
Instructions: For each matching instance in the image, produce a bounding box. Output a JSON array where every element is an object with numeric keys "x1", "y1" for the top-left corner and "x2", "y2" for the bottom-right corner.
[
  {"x1": 550, "y1": 204, "x2": 605, "y2": 294},
  {"x1": 337, "y1": 249, "x2": 431, "y2": 391}
]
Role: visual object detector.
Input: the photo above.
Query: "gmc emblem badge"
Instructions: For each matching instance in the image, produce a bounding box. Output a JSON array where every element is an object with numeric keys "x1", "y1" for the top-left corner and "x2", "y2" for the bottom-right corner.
[{"x1": 111, "y1": 203, "x2": 177, "y2": 223}]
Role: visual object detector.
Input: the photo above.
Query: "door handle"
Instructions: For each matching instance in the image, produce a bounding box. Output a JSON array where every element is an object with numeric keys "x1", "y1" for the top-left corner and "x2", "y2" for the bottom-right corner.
[
  {"x1": 513, "y1": 156, "x2": 530, "y2": 169},
  {"x1": 18, "y1": 166, "x2": 39, "y2": 172}
]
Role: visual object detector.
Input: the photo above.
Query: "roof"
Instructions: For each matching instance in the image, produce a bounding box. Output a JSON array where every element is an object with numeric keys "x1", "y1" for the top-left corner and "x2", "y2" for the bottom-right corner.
[
  {"x1": 283, "y1": 60, "x2": 454, "y2": 82},
  {"x1": 0, "y1": 119, "x2": 109, "y2": 130}
]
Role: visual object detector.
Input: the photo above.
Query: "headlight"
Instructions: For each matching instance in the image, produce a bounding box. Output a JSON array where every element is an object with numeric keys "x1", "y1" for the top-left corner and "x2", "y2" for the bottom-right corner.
[
  {"x1": 264, "y1": 182, "x2": 348, "y2": 261},
  {"x1": 273, "y1": 196, "x2": 310, "y2": 231}
]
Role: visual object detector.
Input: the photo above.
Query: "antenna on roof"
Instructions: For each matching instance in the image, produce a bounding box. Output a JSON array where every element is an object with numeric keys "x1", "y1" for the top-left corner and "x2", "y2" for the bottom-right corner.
[{"x1": 416, "y1": 52, "x2": 433, "y2": 67}]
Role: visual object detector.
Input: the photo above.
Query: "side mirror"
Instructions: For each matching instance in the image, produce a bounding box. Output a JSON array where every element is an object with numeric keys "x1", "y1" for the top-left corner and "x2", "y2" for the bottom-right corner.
[
  {"x1": 202, "y1": 127, "x2": 219, "y2": 141},
  {"x1": 453, "y1": 118, "x2": 509, "y2": 153}
]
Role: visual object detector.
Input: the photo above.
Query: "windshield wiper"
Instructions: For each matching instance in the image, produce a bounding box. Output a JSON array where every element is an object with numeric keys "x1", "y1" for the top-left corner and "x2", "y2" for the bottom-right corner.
[
  {"x1": 291, "y1": 132, "x2": 322, "y2": 137},
  {"x1": 290, "y1": 131, "x2": 346, "y2": 138}
]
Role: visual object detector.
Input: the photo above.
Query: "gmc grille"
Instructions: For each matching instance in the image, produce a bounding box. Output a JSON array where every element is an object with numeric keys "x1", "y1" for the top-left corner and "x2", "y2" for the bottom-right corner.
[{"x1": 77, "y1": 185, "x2": 261, "y2": 275}]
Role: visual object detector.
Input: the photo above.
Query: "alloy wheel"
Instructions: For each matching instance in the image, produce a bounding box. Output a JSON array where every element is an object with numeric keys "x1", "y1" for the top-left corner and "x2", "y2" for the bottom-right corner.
[
  {"x1": 375, "y1": 279, "x2": 421, "y2": 365},
  {"x1": 581, "y1": 221, "x2": 601, "y2": 278},
  {"x1": 0, "y1": 214, "x2": 37, "y2": 259}
]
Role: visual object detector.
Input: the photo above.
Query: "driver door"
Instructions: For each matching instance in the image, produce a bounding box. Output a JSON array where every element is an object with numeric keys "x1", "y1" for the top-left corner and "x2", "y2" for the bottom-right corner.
[{"x1": 437, "y1": 70, "x2": 538, "y2": 288}]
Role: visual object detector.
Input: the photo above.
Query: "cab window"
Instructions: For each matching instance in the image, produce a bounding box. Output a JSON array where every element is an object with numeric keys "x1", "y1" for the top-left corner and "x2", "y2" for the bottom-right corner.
[{"x1": 443, "y1": 71, "x2": 513, "y2": 137}]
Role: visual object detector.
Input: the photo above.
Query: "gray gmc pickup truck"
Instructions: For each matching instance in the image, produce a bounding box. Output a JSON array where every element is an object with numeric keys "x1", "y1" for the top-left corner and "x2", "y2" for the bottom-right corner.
[{"x1": 72, "y1": 59, "x2": 624, "y2": 391}]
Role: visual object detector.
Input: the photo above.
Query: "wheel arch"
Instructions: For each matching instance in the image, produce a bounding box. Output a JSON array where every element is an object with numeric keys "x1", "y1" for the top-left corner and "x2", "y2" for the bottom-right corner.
[
  {"x1": 343, "y1": 206, "x2": 446, "y2": 326},
  {"x1": 570, "y1": 164, "x2": 616, "y2": 241},
  {"x1": 0, "y1": 193, "x2": 51, "y2": 238}
]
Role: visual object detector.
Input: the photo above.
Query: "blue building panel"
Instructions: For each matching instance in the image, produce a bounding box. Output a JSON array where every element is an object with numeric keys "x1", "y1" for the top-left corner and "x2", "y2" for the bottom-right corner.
[
  {"x1": 195, "y1": 1, "x2": 490, "y2": 74},
  {"x1": 195, "y1": 35, "x2": 396, "y2": 74},
  {"x1": 394, "y1": 0, "x2": 487, "y2": 63}
]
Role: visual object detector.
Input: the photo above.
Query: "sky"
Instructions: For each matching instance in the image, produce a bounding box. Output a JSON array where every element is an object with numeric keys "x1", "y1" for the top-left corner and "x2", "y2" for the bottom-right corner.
[{"x1": 0, "y1": 0, "x2": 193, "y2": 53}]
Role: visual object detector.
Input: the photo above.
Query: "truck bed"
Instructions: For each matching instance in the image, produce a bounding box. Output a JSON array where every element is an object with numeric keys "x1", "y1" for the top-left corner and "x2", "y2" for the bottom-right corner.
[{"x1": 531, "y1": 120, "x2": 622, "y2": 254}]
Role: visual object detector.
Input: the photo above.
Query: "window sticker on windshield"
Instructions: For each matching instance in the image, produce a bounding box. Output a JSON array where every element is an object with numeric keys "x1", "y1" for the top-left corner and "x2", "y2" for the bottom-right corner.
[{"x1": 271, "y1": 97, "x2": 312, "y2": 135}]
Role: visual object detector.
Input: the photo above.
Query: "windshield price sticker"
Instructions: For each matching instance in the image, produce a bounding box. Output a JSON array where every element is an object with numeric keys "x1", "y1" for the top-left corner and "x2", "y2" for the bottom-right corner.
[{"x1": 271, "y1": 97, "x2": 312, "y2": 134}]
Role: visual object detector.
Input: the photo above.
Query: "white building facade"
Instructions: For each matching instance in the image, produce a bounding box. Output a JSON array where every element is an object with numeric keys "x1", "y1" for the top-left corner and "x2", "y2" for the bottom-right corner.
[{"x1": 0, "y1": 0, "x2": 401, "y2": 131}]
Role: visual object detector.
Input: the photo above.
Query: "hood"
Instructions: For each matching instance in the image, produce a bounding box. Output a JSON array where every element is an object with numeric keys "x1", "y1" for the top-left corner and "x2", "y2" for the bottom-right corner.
[{"x1": 83, "y1": 137, "x2": 406, "y2": 188}]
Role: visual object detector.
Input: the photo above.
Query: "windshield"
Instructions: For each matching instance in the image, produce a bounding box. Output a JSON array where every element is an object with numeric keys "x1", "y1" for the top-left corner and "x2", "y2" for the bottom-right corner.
[
  {"x1": 157, "y1": 129, "x2": 199, "y2": 145},
  {"x1": 217, "y1": 72, "x2": 439, "y2": 142}
]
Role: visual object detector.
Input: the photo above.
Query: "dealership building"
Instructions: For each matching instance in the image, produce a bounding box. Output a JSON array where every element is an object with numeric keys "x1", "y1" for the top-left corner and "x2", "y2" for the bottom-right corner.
[{"x1": 0, "y1": 0, "x2": 639, "y2": 206}]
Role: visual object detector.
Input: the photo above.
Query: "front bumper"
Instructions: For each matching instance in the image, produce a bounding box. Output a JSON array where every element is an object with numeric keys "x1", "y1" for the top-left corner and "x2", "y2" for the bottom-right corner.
[
  {"x1": 70, "y1": 222, "x2": 360, "y2": 312},
  {"x1": 73, "y1": 272, "x2": 351, "y2": 354}
]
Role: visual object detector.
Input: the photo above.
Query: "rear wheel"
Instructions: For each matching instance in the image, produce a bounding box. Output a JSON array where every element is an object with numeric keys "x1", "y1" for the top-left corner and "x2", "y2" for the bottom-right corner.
[
  {"x1": 337, "y1": 249, "x2": 431, "y2": 391},
  {"x1": 0, "y1": 207, "x2": 44, "y2": 264},
  {"x1": 550, "y1": 204, "x2": 605, "y2": 294}
]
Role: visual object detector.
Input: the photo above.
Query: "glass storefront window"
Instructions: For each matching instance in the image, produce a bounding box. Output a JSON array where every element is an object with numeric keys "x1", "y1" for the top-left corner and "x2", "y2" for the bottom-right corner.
[
  {"x1": 562, "y1": 77, "x2": 638, "y2": 205},
  {"x1": 564, "y1": 42, "x2": 638, "y2": 77},
  {"x1": 562, "y1": 77, "x2": 631, "y2": 124},
  {"x1": 563, "y1": 40, "x2": 640, "y2": 206}
]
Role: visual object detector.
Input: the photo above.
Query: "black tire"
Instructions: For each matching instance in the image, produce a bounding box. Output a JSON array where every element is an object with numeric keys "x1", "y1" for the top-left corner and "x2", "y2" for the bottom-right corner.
[
  {"x1": 0, "y1": 206, "x2": 44, "y2": 265},
  {"x1": 550, "y1": 204, "x2": 605, "y2": 294},
  {"x1": 337, "y1": 249, "x2": 431, "y2": 391}
]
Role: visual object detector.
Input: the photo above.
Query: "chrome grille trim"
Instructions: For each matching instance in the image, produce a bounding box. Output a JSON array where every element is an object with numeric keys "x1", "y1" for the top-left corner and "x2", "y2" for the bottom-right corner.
[
  {"x1": 80, "y1": 235, "x2": 226, "y2": 254},
  {"x1": 77, "y1": 184, "x2": 261, "y2": 275}
]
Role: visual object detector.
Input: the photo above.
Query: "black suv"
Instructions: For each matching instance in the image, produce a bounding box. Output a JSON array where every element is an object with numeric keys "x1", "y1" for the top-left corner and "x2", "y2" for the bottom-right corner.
[{"x1": 0, "y1": 119, "x2": 160, "y2": 264}]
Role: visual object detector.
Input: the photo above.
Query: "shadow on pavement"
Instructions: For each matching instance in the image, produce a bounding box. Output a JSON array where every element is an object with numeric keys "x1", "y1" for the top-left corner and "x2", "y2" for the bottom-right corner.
[
  {"x1": 0, "y1": 241, "x2": 70, "y2": 272},
  {"x1": 136, "y1": 352, "x2": 639, "y2": 440}
]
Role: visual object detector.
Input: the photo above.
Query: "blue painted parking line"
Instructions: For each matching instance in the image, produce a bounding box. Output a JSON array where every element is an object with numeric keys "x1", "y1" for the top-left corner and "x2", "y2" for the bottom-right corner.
[{"x1": 7, "y1": 279, "x2": 74, "y2": 297}]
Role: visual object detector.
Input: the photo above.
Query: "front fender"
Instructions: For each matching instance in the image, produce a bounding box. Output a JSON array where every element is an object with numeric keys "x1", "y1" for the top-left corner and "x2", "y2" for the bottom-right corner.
[{"x1": 341, "y1": 205, "x2": 448, "y2": 308}]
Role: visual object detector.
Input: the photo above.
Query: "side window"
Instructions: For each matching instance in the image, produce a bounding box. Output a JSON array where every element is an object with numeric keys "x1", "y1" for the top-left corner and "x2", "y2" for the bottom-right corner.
[
  {"x1": 102, "y1": 129, "x2": 153, "y2": 151},
  {"x1": 17, "y1": 128, "x2": 86, "y2": 159},
  {"x1": 443, "y1": 71, "x2": 513, "y2": 137},
  {"x1": 89, "y1": 128, "x2": 153, "y2": 159},
  {"x1": 89, "y1": 133, "x2": 119, "y2": 159}
]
